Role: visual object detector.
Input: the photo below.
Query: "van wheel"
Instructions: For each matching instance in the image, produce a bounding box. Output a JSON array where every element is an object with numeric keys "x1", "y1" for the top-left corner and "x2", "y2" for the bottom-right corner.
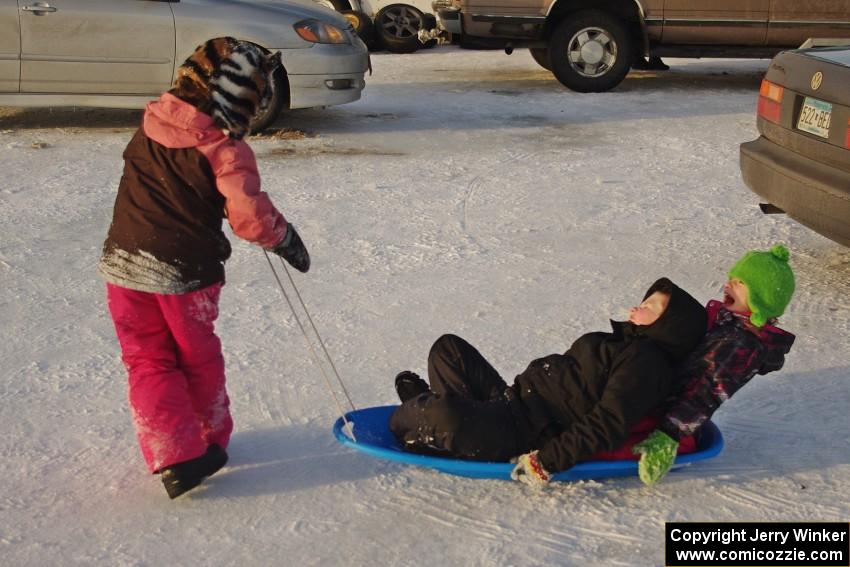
[
  {"x1": 548, "y1": 10, "x2": 633, "y2": 92},
  {"x1": 250, "y1": 67, "x2": 288, "y2": 134},
  {"x1": 375, "y1": 4, "x2": 426, "y2": 54},
  {"x1": 529, "y1": 48, "x2": 551, "y2": 71}
]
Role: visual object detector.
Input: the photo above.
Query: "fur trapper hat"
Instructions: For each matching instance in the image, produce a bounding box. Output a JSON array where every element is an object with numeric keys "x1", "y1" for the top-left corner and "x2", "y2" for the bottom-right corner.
[{"x1": 172, "y1": 37, "x2": 281, "y2": 139}]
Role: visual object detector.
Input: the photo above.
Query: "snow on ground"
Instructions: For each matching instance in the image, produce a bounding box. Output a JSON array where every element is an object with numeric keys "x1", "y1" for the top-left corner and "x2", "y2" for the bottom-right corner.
[{"x1": 1, "y1": 47, "x2": 849, "y2": 566}]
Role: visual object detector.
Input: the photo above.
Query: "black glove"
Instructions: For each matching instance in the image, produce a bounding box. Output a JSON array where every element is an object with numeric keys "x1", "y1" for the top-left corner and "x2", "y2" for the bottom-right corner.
[{"x1": 271, "y1": 224, "x2": 310, "y2": 273}]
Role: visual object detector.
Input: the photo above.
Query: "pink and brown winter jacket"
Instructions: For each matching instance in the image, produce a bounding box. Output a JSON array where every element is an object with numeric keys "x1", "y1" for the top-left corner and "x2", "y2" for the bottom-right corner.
[{"x1": 98, "y1": 93, "x2": 287, "y2": 293}]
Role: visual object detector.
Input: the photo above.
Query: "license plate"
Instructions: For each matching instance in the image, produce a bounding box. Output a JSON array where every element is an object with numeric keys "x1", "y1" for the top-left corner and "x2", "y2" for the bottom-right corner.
[{"x1": 796, "y1": 97, "x2": 832, "y2": 138}]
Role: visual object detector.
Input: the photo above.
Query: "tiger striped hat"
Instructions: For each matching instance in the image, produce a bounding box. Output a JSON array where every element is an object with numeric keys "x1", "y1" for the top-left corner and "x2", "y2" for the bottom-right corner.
[{"x1": 173, "y1": 37, "x2": 282, "y2": 139}]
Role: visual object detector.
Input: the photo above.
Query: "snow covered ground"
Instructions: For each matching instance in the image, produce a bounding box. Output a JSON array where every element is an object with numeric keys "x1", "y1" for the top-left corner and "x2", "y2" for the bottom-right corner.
[{"x1": 2, "y1": 47, "x2": 849, "y2": 566}]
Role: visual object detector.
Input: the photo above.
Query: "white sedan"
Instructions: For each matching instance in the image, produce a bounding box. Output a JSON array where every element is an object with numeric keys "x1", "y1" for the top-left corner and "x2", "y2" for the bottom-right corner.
[{"x1": 0, "y1": 0, "x2": 370, "y2": 130}]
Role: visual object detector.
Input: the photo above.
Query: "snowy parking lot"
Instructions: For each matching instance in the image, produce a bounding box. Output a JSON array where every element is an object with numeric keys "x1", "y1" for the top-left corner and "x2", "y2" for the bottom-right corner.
[{"x1": 2, "y1": 47, "x2": 849, "y2": 566}]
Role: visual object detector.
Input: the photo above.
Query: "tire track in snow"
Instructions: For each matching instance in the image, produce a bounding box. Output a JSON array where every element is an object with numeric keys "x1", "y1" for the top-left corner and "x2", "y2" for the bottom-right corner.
[
  {"x1": 686, "y1": 462, "x2": 774, "y2": 477},
  {"x1": 716, "y1": 485, "x2": 797, "y2": 515},
  {"x1": 378, "y1": 477, "x2": 643, "y2": 561},
  {"x1": 382, "y1": 482, "x2": 506, "y2": 544},
  {"x1": 558, "y1": 524, "x2": 643, "y2": 545},
  {"x1": 460, "y1": 149, "x2": 551, "y2": 234},
  {"x1": 457, "y1": 150, "x2": 578, "y2": 278},
  {"x1": 461, "y1": 174, "x2": 482, "y2": 235},
  {"x1": 524, "y1": 524, "x2": 645, "y2": 560},
  {"x1": 721, "y1": 415, "x2": 807, "y2": 440}
]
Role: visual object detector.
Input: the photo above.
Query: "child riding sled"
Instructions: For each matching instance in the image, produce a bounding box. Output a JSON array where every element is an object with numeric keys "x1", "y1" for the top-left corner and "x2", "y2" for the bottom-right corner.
[
  {"x1": 389, "y1": 277, "x2": 708, "y2": 486},
  {"x1": 635, "y1": 245, "x2": 796, "y2": 486}
]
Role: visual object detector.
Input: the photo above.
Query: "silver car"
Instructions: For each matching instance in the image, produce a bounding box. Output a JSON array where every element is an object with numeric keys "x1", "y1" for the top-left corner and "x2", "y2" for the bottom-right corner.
[{"x1": 0, "y1": 0, "x2": 369, "y2": 130}]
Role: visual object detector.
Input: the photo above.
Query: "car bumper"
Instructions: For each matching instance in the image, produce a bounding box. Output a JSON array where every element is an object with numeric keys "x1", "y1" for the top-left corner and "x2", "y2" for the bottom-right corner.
[
  {"x1": 740, "y1": 135, "x2": 850, "y2": 246},
  {"x1": 279, "y1": 41, "x2": 369, "y2": 109},
  {"x1": 287, "y1": 72, "x2": 365, "y2": 108}
]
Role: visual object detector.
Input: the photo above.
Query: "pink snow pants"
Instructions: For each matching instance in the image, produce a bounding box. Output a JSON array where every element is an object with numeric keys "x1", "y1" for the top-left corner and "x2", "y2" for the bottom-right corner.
[{"x1": 107, "y1": 283, "x2": 233, "y2": 473}]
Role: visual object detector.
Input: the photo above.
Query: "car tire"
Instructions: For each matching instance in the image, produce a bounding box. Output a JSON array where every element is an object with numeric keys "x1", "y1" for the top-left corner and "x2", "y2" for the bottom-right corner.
[
  {"x1": 375, "y1": 4, "x2": 427, "y2": 54},
  {"x1": 529, "y1": 47, "x2": 552, "y2": 71},
  {"x1": 250, "y1": 67, "x2": 288, "y2": 134},
  {"x1": 548, "y1": 10, "x2": 633, "y2": 93},
  {"x1": 341, "y1": 9, "x2": 376, "y2": 46}
]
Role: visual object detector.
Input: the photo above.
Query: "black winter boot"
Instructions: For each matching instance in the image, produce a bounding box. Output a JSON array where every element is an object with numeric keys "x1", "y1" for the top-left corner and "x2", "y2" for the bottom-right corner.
[
  {"x1": 647, "y1": 56, "x2": 670, "y2": 70},
  {"x1": 160, "y1": 444, "x2": 228, "y2": 499},
  {"x1": 394, "y1": 371, "x2": 430, "y2": 403}
]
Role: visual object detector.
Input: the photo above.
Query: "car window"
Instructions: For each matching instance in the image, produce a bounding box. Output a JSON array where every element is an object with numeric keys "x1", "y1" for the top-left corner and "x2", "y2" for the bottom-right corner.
[{"x1": 799, "y1": 47, "x2": 850, "y2": 68}]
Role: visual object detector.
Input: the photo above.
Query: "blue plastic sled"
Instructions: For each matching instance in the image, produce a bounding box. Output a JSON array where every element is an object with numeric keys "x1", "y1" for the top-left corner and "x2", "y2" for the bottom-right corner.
[{"x1": 333, "y1": 405, "x2": 724, "y2": 481}]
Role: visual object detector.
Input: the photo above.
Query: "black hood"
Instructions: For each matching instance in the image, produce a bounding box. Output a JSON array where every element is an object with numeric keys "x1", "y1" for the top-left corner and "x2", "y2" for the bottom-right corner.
[{"x1": 638, "y1": 278, "x2": 707, "y2": 359}]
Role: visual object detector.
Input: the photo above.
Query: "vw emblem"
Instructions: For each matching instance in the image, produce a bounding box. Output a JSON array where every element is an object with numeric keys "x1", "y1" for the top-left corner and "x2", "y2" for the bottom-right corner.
[{"x1": 811, "y1": 71, "x2": 823, "y2": 91}]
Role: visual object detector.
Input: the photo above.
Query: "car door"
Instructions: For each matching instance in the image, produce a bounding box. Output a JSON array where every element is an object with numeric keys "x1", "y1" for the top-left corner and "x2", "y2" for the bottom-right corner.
[
  {"x1": 19, "y1": 0, "x2": 175, "y2": 94},
  {"x1": 768, "y1": 1, "x2": 850, "y2": 46},
  {"x1": 0, "y1": 0, "x2": 20, "y2": 91},
  {"x1": 641, "y1": 0, "x2": 664, "y2": 43},
  {"x1": 460, "y1": 0, "x2": 549, "y2": 38},
  {"x1": 662, "y1": 0, "x2": 769, "y2": 45}
]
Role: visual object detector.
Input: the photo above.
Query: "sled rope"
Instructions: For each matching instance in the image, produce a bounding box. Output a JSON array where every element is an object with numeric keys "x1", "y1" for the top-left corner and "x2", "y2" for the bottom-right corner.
[{"x1": 263, "y1": 251, "x2": 357, "y2": 440}]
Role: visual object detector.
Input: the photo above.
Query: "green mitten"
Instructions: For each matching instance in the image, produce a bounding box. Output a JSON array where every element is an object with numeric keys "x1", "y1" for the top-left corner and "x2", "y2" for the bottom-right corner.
[{"x1": 634, "y1": 430, "x2": 679, "y2": 486}]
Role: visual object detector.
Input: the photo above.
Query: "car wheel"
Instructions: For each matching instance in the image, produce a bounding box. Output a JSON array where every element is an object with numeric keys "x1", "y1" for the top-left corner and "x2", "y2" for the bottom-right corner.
[
  {"x1": 529, "y1": 47, "x2": 552, "y2": 71},
  {"x1": 548, "y1": 10, "x2": 633, "y2": 92},
  {"x1": 375, "y1": 4, "x2": 426, "y2": 54},
  {"x1": 341, "y1": 9, "x2": 376, "y2": 47},
  {"x1": 250, "y1": 67, "x2": 288, "y2": 134}
]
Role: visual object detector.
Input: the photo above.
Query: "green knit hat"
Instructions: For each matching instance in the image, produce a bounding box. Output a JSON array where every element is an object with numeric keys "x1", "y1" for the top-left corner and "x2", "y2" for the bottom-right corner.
[{"x1": 728, "y1": 244, "x2": 795, "y2": 327}]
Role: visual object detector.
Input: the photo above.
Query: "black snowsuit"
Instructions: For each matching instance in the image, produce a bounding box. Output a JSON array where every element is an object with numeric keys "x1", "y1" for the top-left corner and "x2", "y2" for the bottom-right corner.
[{"x1": 389, "y1": 278, "x2": 708, "y2": 473}]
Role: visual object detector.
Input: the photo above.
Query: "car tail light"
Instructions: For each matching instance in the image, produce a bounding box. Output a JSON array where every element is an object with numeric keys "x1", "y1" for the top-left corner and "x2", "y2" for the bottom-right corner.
[{"x1": 757, "y1": 79, "x2": 784, "y2": 123}]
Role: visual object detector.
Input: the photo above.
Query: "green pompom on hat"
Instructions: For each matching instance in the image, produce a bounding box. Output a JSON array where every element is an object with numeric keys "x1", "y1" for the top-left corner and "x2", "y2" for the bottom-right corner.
[{"x1": 728, "y1": 244, "x2": 795, "y2": 327}]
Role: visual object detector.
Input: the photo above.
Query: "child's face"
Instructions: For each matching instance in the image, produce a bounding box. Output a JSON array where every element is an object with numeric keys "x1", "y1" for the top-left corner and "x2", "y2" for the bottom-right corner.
[
  {"x1": 723, "y1": 278, "x2": 750, "y2": 314},
  {"x1": 629, "y1": 291, "x2": 670, "y2": 326}
]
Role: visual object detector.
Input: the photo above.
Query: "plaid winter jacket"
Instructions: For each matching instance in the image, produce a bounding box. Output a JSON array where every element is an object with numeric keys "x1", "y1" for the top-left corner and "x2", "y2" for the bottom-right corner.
[{"x1": 659, "y1": 300, "x2": 795, "y2": 440}]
